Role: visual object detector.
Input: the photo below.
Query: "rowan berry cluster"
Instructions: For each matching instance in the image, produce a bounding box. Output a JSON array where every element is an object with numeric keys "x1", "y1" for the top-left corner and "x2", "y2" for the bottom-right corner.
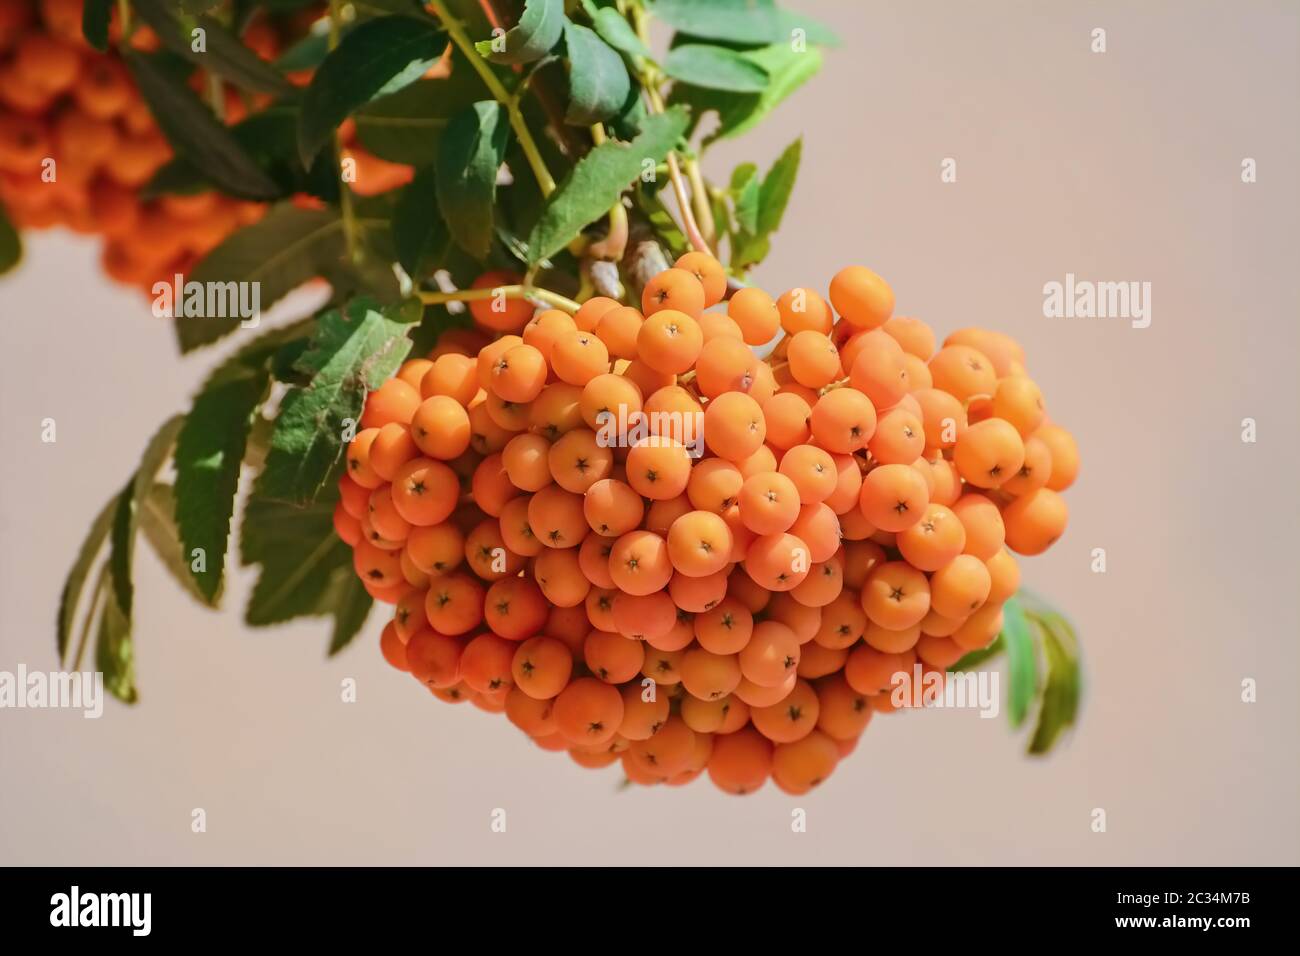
[{"x1": 336, "y1": 253, "x2": 1079, "y2": 795}]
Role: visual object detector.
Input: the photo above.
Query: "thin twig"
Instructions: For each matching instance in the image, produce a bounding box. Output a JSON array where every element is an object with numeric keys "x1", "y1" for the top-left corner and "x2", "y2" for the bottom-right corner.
[{"x1": 418, "y1": 284, "x2": 580, "y2": 314}]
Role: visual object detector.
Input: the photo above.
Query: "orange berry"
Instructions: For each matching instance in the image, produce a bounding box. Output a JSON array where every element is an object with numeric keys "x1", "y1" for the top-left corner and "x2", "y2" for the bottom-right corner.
[
  {"x1": 511, "y1": 635, "x2": 573, "y2": 699},
  {"x1": 763, "y1": 392, "x2": 812, "y2": 449},
  {"x1": 984, "y1": 548, "x2": 1021, "y2": 605},
  {"x1": 593, "y1": 305, "x2": 643, "y2": 359},
  {"x1": 1001, "y1": 487, "x2": 1068, "y2": 555},
  {"x1": 668, "y1": 567, "x2": 728, "y2": 612},
  {"x1": 553, "y1": 677, "x2": 624, "y2": 746},
  {"x1": 707, "y1": 726, "x2": 772, "y2": 794},
  {"x1": 679, "y1": 647, "x2": 742, "y2": 701},
  {"x1": 751, "y1": 678, "x2": 820, "y2": 743},
  {"x1": 468, "y1": 271, "x2": 533, "y2": 331},
  {"x1": 674, "y1": 251, "x2": 727, "y2": 306},
  {"x1": 642, "y1": 267, "x2": 705, "y2": 317},
  {"x1": 928, "y1": 345, "x2": 997, "y2": 402},
  {"x1": 727, "y1": 286, "x2": 780, "y2": 345},
  {"x1": 787, "y1": 330, "x2": 841, "y2": 389},
  {"x1": 580, "y1": 372, "x2": 642, "y2": 430},
  {"x1": 380, "y1": 622, "x2": 409, "y2": 671},
  {"x1": 951, "y1": 493, "x2": 1007, "y2": 561},
  {"x1": 882, "y1": 315, "x2": 936, "y2": 359},
  {"x1": 523, "y1": 308, "x2": 578, "y2": 362},
  {"x1": 738, "y1": 620, "x2": 801, "y2": 687},
  {"x1": 405, "y1": 629, "x2": 463, "y2": 686},
  {"x1": 666, "y1": 510, "x2": 734, "y2": 578},
  {"x1": 409, "y1": 395, "x2": 471, "y2": 460},
  {"x1": 929, "y1": 553, "x2": 992, "y2": 619},
  {"x1": 391, "y1": 457, "x2": 459, "y2": 526},
  {"x1": 693, "y1": 597, "x2": 754, "y2": 655},
  {"x1": 502, "y1": 433, "x2": 553, "y2": 492},
  {"x1": 776, "y1": 287, "x2": 833, "y2": 335},
  {"x1": 1035, "y1": 423, "x2": 1080, "y2": 491},
  {"x1": 744, "y1": 532, "x2": 811, "y2": 592},
  {"x1": 548, "y1": 428, "x2": 612, "y2": 493},
  {"x1": 829, "y1": 265, "x2": 894, "y2": 329},
  {"x1": 534, "y1": 546, "x2": 592, "y2": 607},
  {"x1": 625, "y1": 436, "x2": 692, "y2": 500},
  {"x1": 361, "y1": 378, "x2": 421, "y2": 430},
  {"x1": 858, "y1": 462, "x2": 929, "y2": 532},
  {"x1": 483, "y1": 576, "x2": 548, "y2": 641},
  {"x1": 526, "y1": 484, "x2": 588, "y2": 549},
  {"x1": 584, "y1": 630, "x2": 645, "y2": 684},
  {"x1": 608, "y1": 530, "x2": 673, "y2": 596},
  {"x1": 583, "y1": 478, "x2": 644, "y2": 537},
  {"x1": 573, "y1": 295, "x2": 620, "y2": 332},
  {"x1": 896, "y1": 503, "x2": 966, "y2": 571},
  {"x1": 809, "y1": 387, "x2": 876, "y2": 454},
  {"x1": 694, "y1": 335, "x2": 758, "y2": 398},
  {"x1": 421, "y1": 352, "x2": 478, "y2": 405},
  {"x1": 953, "y1": 418, "x2": 1025, "y2": 489},
  {"x1": 345, "y1": 428, "x2": 384, "y2": 489},
  {"x1": 637, "y1": 308, "x2": 703, "y2": 374},
  {"x1": 861, "y1": 561, "x2": 931, "y2": 630},
  {"x1": 686, "y1": 457, "x2": 743, "y2": 514},
  {"x1": 424, "y1": 573, "x2": 484, "y2": 635}
]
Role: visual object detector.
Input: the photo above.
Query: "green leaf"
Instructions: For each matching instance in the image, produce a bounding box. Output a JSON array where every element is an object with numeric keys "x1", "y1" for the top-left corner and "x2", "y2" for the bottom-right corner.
[
  {"x1": 139, "y1": 483, "x2": 215, "y2": 606},
  {"x1": 178, "y1": 205, "x2": 346, "y2": 352},
  {"x1": 563, "y1": 22, "x2": 631, "y2": 125},
  {"x1": 999, "y1": 595, "x2": 1038, "y2": 729},
  {"x1": 730, "y1": 162, "x2": 759, "y2": 234},
  {"x1": 82, "y1": 0, "x2": 112, "y2": 51},
  {"x1": 298, "y1": 14, "x2": 448, "y2": 165},
  {"x1": 240, "y1": 493, "x2": 354, "y2": 626},
  {"x1": 673, "y1": 44, "x2": 822, "y2": 144},
  {"x1": 527, "y1": 106, "x2": 689, "y2": 264},
  {"x1": 57, "y1": 496, "x2": 116, "y2": 663},
  {"x1": 756, "y1": 136, "x2": 800, "y2": 235},
  {"x1": 474, "y1": 0, "x2": 565, "y2": 65},
  {"x1": 584, "y1": 3, "x2": 652, "y2": 61},
  {"x1": 95, "y1": 582, "x2": 136, "y2": 703},
  {"x1": 132, "y1": 0, "x2": 297, "y2": 96},
  {"x1": 1026, "y1": 607, "x2": 1082, "y2": 755},
  {"x1": 125, "y1": 51, "x2": 281, "y2": 201},
  {"x1": 354, "y1": 54, "x2": 489, "y2": 166},
  {"x1": 255, "y1": 298, "x2": 417, "y2": 505},
  {"x1": 393, "y1": 165, "x2": 449, "y2": 277},
  {"x1": 274, "y1": 22, "x2": 339, "y2": 73},
  {"x1": 145, "y1": 101, "x2": 340, "y2": 203},
  {"x1": 647, "y1": 0, "x2": 837, "y2": 46},
  {"x1": 663, "y1": 44, "x2": 769, "y2": 92},
  {"x1": 0, "y1": 202, "x2": 19, "y2": 275},
  {"x1": 174, "y1": 328, "x2": 299, "y2": 601},
  {"x1": 436, "y1": 101, "x2": 508, "y2": 259},
  {"x1": 107, "y1": 416, "x2": 185, "y2": 620},
  {"x1": 328, "y1": 574, "x2": 374, "y2": 655}
]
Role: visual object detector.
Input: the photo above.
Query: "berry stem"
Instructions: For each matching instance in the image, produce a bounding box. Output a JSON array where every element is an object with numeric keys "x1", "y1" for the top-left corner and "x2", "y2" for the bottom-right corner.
[
  {"x1": 428, "y1": 0, "x2": 558, "y2": 196},
  {"x1": 418, "y1": 284, "x2": 580, "y2": 314},
  {"x1": 329, "y1": 0, "x2": 359, "y2": 263}
]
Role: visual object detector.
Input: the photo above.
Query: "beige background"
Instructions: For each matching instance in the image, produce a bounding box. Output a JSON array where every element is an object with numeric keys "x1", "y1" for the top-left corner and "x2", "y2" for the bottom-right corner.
[{"x1": 2, "y1": 0, "x2": 1297, "y2": 865}]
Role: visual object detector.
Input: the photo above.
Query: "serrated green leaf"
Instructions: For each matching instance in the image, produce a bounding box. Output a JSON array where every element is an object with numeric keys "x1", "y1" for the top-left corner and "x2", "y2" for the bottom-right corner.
[
  {"x1": 125, "y1": 51, "x2": 281, "y2": 201},
  {"x1": 757, "y1": 136, "x2": 800, "y2": 236},
  {"x1": 255, "y1": 298, "x2": 416, "y2": 505},
  {"x1": 57, "y1": 496, "x2": 116, "y2": 663},
  {"x1": 95, "y1": 581, "x2": 136, "y2": 703},
  {"x1": 663, "y1": 44, "x2": 770, "y2": 92},
  {"x1": 132, "y1": 0, "x2": 297, "y2": 97},
  {"x1": 298, "y1": 14, "x2": 448, "y2": 165},
  {"x1": 178, "y1": 205, "x2": 346, "y2": 352},
  {"x1": 107, "y1": 416, "x2": 185, "y2": 621},
  {"x1": 648, "y1": 0, "x2": 836, "y2": 46},
  {"x1": 474, "y1": 0, "x2": 564, "y2": 65},
  {"x1": 328, "y1": 574, "x2": 374, "y2": 655},
  {"x1": 527, "y1": 107, "x2": 689, "y2": 264},
  {"x1": 139, "y1": 483, "x2": 215, "y2": 606},
  {"x1": 1000, "y1": 595, "x2": 1038, "y2": 729},
  {"x1": 436, "y1": 101, "x2": 508, "y2": 259},
  {"x1": 174, "y1": 328, "x2": 302, "y2": 601},
  {"x1": 240, "y1": 493, "x2": 354, "y2": 627},
  {"x1": 394, "y1": 165, "x2": 449, "y2": 277},
  {"x1": 354, "y1": 53, "x2": 490, "y2": 166},
  {"x1": 82, "y1": 0, "x2": 112, "y2": 52},
  {"x1": 0, "y1": 202, "x2": 19, "y2": 275},
  {"x1": 563, "y1": 22, "x2": 630, "y2": 125}
]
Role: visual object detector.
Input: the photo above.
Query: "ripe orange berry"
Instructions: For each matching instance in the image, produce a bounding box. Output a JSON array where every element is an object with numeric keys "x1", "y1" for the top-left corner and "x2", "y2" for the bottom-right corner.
[
  {"x1": 618, "y1": 682, "x2": 671, "y2": 741},
  {"x1": 707, "y1": 726, "x2": 772, "y2": 794},
  {"x1": 674, "y1": 251, "x2": 727, "y2": 306},
  {"x1": 738, "y1": 620, "x2": 800, "y2": 687},
  {"x1": 727, "y1": 286, "x2": 780, "y2": 345},
  {"x1": 776, "y1": 287, "x2": 833, "y2": 335},
  {"x1": 843, "y1": 644, "x2": 908, "y2": 695},
  {"x1": 744, "y1": 532, "x2": 811, "y2": 592},
  {"x1": 584, "y1": 630, "x2": 645, "y2": 684},
  {"x1": 1035, "y1": 423, "x2": 1080, "y2": 491},
  {"x1": 951, "y1": 602, "x2": 1004, "y2": 652},
  {"x1": 951, "y1": 493, "x2": 1007, "y2": 561},
  {"x1": 405, "y1": 629, "x2": 464, "y2": 686},
  {"x1": 666, "y1": 510, "x2": 734, "y2": 577},
  {"x1": 510, "y1": 636, "x2": 573, "y2": 699},
  {"x1": 815, "y1": 673, "x2": 873, "y2": 740},
  {"x1": 583, "y1": 478, "x2": 644, "y2": 537},
  {"x1": 847, "y1": 330, "x2": 910, "y2": 410},
  {"x1": 424, "y1": 573, "x2": 484, "y2": 635},
  {"x1": 608, "y1": 530, "x2": 673, "y2": 596},
  {"x1": 882, "y1": 315, "x2": 936, "y2": 359},
  {"x1": 693, "y1": 596, "x2": 753, "y2": 654},
  {"x1": 896, "y1": 503, "x2": 966, "y2": 571},
  {"x1": 592, "y1": 305, "x2": 642, "y2": 359},
  {"x1": 829, "y1": 265, "x2": 894, "y2": 330},
  {"x1": 460, "y1": 633, "x2": 518, "y2": 695},
  {"x1": 625, "y1": 436, "x2": 692, "y2": 500},
  {"x1": 506, "y1": 687, "x2": 556, "y2": 736},
  {"x1": 928, "y1": 344, "x2": 997, "y2": 402},
  {"x1": 421, "y1": 352, "x2": 478, "y2": 405},
  {"x1": 858, "y1": 462, "x2": 929, "y2": 532},
  {"x1": 694, "y1": 336, "x2": 758, "y2": 398},
  {"x1": 929, "y1": 553, "x2": 992, "y2": 618},
  {"x1": 778, "y1": 443, "x2": 837, "y2": 504},
  {"x1": 483, "y1": 576, "x2": 548, "y2": 640},
  {"x1": 580, "y1": 372, "x2": 642, "y2": 431},
  {"x1": 489, "y1": 343, "x2": 547, "y2": 403},
  {"x1": 573, "y1": 295, "x2": 620, "y2": 332},
  {"x1": 861, "y1": 561, "x2": 931, "y2": 630},
  {"x1": 787, "y1": 330, "x2": 841, "y2": 389},
  {"x1": 953, "y1": 418, "x2": 1025, "y2": 489},
  {"x1": 410, "y1": 395, "x2": 471, "y2": 460},
  {"x1": 642, "y1": 267, "x2": 706, "y2": 317},
  {"x1": 469, "y1": 271, "x2": 533, "y2": 331},
  {"x1": 763, "y1": 392, "x2": 812, "y2": 449},
  {"x1": 945, "y1": 327, "x2": 1025, "y2": 377},
  {"x1": 668, "y1": 568, "x2": 728, "y2": 612},
  {"x1": 810, "y1": 388, "x2": 876, "y2": 454},
  {"x1": 380, "y1": 621, "x2": 410, "y2": 671},
  {"x1": 637, "y1": 308, "x2": 703, "y2": 374},
  {"x1": 550, "y1": 329, "x2": 610, "y2": 386},
  {"x1": 751, "y1": 678, "x2": 820, "y2": 743},
  {"x1": 502, "y1": 433, "x2": 553, "y2": 492},
  {"x1": 391, "y1": 457, "x2": 459, "y2": 526},
  {"x1": 992, "y1": 375, "x2": 1046, "y2": 436},
  {"x1": 553, "y1": 677, "x2": 624, "y2": 746},
  {"x1": 345, "y1": 428, "x2": 384, "y2": 489},
  {"x1": 526, "y1": 484, "x2": 588, "y2": 549},
  {"x1": 1001, "y1": 487, "x2": 1068, "y2": 555},
  {"x1": 523, "y1": 308, "x2": 577, "y2": 362},
  {"x1": 404, "y1": 522, "x2": 465, "y2": 576},
  {"x1": 361, "y1": 378, "x2": 420, "y2": 430}
]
